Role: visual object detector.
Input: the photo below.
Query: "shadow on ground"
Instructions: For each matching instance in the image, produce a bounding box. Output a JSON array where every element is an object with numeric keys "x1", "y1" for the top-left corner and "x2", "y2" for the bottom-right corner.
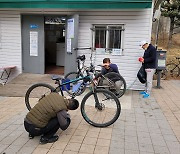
[{"x1": 0, "y1": 73, "x2": 58, "y2": 97}]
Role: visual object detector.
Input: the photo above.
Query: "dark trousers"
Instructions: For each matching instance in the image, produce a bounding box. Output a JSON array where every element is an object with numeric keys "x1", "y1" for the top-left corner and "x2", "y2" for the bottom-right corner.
[{"x1": 24, "y1": 117, "x2": 60, "y2": 139}]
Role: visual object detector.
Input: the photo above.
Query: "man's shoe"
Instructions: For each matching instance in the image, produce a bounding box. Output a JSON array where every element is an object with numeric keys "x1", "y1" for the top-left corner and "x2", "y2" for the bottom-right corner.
[
  {"x1": 139, "y1": 91, "x2": 146, "y2": 95},
  {"x1": 40, "y1": 135, "x2": 59, "y2": 144},
  {"x1": 143, "y1": 93, "x2": 150, "y2": 98},
  {"x1": 47, "y1": 135, "x2": 59, "y2": 143},
  {"x1": 29, "y1": 134, "x2": 34, "y2": 139}
]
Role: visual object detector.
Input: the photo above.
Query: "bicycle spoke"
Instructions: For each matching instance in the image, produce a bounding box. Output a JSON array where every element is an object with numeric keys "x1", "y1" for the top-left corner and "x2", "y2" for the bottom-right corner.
[
  {"x1": 28, "y1": 86, "x2": 52, "y2": 109},
  {"x1": 25, "y1": 83, "x2": 55, "y2": 110},
  {"x1": 28, "y1": 86, "x2": 52, "y2": 98},
  {"x1": 81, "y1": 90, "x2": 120, "y2": 127},
  {"x1": 166, "y1": 63, "x2": 179, "y2": 78},
  {"x1": 98, "y1": 72, "x2": 126, "y2": 98}
]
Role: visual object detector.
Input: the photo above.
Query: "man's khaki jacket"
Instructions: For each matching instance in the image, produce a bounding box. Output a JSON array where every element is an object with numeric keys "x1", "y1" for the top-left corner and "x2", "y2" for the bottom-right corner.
[{"x1": 26, "y1": 93, "x2": 68, "y2": 128}]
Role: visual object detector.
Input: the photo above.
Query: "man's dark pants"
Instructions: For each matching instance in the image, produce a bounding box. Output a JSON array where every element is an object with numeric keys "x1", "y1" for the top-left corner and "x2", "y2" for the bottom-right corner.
[{"x1": 24, "y1": 117, "x2": 70, "y2": 139}]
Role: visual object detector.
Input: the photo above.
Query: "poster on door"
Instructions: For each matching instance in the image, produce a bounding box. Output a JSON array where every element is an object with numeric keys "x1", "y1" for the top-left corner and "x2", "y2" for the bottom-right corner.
[
  {"x1": 67, "y1": 18, "x2": 74, "y2": 39},
  {"x1": 30, "y1": 31, "x2": 38, "y2": 56},
  {"x1": 67, "y1": 38, "x2": 72, "y2": 53}
]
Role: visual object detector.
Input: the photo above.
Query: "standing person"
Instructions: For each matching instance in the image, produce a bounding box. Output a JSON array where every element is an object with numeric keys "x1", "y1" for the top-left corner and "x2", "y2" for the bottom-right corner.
[
  {"x1": 24, "y1": 92, "x2": 79, "y2": 144},
  {"x1": 139, "y1": 40, "x2": 157, "y2": 98}
]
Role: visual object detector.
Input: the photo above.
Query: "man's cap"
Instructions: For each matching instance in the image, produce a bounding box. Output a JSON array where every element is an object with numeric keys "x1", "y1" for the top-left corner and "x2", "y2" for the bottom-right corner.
[{"x1": 139, "y1": 40, "x2": 148, "y2": 47}]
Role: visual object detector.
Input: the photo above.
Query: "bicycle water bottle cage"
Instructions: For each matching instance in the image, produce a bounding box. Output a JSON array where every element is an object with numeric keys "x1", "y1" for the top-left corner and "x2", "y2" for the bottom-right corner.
[
  {"x1": 77, "y1": 55, "x2": 86, "y2": 61},
  {"x1": 72, "y1": 82, "x2": 82, "y2": 92}
]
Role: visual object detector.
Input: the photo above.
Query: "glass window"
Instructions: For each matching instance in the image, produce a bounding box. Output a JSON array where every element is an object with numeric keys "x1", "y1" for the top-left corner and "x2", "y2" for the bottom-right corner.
[
  {"x1": 109, "y1": 26, "x2": 122, "y2": 49},
  {"x1": 93, "y1": 25, "x2": 123, "y2": 50},
  {"x1": 94, "y1": 26, "x2": 106, "y2": 48}
]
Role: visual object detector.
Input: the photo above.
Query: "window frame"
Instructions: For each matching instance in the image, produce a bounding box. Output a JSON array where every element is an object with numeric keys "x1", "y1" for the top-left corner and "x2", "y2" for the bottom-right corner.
[{"x1": 92, "y1": 24, "x2": 125, "y2": 54}]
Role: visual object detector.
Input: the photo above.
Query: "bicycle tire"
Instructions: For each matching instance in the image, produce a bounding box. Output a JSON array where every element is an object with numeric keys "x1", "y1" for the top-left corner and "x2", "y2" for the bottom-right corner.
[
  {"x1": 64, "y1": 72, "x2": 86, "y2": 96},
  {"x1": 166, "y1": 63, "x2": 179, "y2": 78},
  {"x1": 98, "y1": 72, "x2": 126, "y2": 98},
  {"x1": 161, "y1": 69, "x2": 167, "y2": 80},
  {"x1": 81, "y1": 89, "x2": 121, "y2": 127},
  {"x1": 25, "y1": 83, "x2": 56, "y2": 111}
]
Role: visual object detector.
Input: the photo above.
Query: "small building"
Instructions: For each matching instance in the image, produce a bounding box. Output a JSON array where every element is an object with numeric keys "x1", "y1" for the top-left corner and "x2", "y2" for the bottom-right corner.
[{"x1": 0, "y1": 0, "x2": 157, "y2": 89}]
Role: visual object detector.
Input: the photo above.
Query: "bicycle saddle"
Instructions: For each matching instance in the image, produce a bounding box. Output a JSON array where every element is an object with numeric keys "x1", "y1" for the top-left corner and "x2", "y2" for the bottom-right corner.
[
  {"x1": 51, "y1": 75, "x2": 63, "y2": 81},
  {"x1": 77, "y1": 55, "x2": 86, "y2": 61}
]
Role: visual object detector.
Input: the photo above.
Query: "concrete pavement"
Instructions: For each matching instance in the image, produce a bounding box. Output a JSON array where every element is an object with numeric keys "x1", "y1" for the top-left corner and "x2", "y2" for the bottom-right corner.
[{"x1": 0, "y1": 79, "x2": 179, "y2": 154}]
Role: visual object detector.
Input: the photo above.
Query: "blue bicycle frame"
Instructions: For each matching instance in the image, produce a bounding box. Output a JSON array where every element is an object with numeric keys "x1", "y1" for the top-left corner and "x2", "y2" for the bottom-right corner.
[{"x1": 54, "y1": 75, "x2": 91, "y2": 97}]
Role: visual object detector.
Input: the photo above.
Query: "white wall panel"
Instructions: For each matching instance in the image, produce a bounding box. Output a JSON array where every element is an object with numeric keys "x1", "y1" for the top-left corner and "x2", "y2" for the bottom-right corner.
[
  {"x1": 0, "y1": 9, "x2": 153, "y2": 89},
  {"x1": 78, "y1": 9, "x2": 153, "y2": 90},
  {"x1": 0, "y1": 11, "x2": 22, "y2": 83}
]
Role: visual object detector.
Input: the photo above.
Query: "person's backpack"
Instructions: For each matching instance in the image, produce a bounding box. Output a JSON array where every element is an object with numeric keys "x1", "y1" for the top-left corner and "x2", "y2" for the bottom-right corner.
[{"x1": 137, "y1": 65, "x2": 146, "y2": 84}]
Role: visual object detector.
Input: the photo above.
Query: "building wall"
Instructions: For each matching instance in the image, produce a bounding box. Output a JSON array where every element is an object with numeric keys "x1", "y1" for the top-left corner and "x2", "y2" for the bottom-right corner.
[
  {"x1": 0, "y1": 9, "x2": 153, "y2": 89},
  {"x1": 0, "y1": 11, "x2": 22, "y2": 82},
  {"x1": 77, "y1": 9, "x2": 153, "y2": 89}
]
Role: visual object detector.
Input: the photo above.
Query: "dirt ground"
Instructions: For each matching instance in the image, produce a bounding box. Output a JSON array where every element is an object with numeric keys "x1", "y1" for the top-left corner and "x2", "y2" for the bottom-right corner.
[
  {"x1": 152, "y1": 33, "x2": 180, "y2": 63},
  {"x1": 151, "y1": 33, "x2": 180, "y2": 80}
]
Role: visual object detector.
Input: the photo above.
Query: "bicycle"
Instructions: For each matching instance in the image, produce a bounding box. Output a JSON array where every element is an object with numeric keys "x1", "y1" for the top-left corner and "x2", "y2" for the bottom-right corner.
[
  {"x1": 154, "y1": 69, "x2": 167, "y2": 80},
  {"x1": 165, "y1": 56, "x2": 180, "y2": 79},
  {"x1": 25, "y1": 70, "x2": 121, "y2": 128},
  {"x1": 64, "y1": 47, "x2": 126, "y2": 97},
  {"x1": 64, "y1": 54, "x2": 91, "y2": 96}
]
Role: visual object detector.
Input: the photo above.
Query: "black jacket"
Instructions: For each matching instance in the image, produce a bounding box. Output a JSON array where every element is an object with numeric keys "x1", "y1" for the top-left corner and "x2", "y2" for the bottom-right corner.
[{"x1": 143, "y1": 44, "x2": 157, "y2": 69}]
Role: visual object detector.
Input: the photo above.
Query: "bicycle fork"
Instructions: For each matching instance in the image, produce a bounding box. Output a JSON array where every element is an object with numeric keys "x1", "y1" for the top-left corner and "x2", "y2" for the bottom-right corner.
[
  {"x1": 93, "y1": 90, "x2": 105, "y2": 111},
  {"x1": 93, "y1": 91, "x2": 99, "y2": 108}
]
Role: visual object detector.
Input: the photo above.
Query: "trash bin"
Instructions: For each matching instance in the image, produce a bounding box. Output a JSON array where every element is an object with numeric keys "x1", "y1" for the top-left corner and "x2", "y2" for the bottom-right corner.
[
  {"x1": 156, "y1": 50, "x2": 167, "y2": 88},
  {"x1": 156, "y1": 50, "x2": 167, "y2": 70}
]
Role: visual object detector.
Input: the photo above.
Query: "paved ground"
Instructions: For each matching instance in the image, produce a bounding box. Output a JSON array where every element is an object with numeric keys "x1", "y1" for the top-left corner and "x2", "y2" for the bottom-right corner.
[
  {"x1": 0, "y1": 74, "x2": 179, "y2": 154},
  {"x1": 0, "y1": 73, "x2": 56, "y2": 97}
]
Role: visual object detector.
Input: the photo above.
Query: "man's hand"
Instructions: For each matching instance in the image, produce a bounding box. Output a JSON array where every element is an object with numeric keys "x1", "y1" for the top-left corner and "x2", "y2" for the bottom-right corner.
[
  {"x1": 138, "y1": 57, "x2": 144, "y2": 63},
  {"x1": 141, "y1": 58, "x2": 144, "y2": 63},
  {"x1": 102, "y1": 63, "x2": 110, "y2": 69}
]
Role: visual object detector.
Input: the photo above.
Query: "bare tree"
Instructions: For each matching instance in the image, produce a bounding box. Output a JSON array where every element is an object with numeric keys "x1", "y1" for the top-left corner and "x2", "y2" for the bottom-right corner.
[{"x1": 161, "y1": 0, "x2": 180, "y2": 46}]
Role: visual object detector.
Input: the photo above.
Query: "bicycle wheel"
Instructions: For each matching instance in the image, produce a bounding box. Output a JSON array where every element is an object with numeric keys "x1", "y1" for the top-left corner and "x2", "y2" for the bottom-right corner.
[
  {"x1": 64, "y1": 72, "x2": 86, "y2": 96},
  {"x1": 81, "y1": 89, "x2": 121, "y2": 127},
  {"x1": 25, "y1": 83, "x2": 56, "y2": 111},
  {"x1": 166, "y1": 63, "x2": 179, "y2": 78},
  {"x1": 98, "y1": 72, "x2": 126, "y2": 98}
]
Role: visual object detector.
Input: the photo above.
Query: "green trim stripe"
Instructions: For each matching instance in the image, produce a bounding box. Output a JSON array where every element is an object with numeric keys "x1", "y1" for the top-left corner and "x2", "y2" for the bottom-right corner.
[
  {"x1": 0, "y1": 0, "x2": 152, "y2": 2},
  {"x1": 0, "y1": 0, "x2": 152, "y2": 9}
]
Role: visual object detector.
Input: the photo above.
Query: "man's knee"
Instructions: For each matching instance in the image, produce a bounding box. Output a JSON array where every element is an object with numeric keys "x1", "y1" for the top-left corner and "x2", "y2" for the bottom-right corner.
[
  {"x1": 61, "y1": 118, "x2": 71, "y2": 131},
  {"x1": 115, "y1": 80, "x2": 123, "y2": 88}
]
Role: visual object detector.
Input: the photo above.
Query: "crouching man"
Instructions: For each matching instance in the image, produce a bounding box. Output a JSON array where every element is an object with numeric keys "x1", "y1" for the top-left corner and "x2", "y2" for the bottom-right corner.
[{"x1": 24, "y1": 92, "x2": 79, "y2": 144}]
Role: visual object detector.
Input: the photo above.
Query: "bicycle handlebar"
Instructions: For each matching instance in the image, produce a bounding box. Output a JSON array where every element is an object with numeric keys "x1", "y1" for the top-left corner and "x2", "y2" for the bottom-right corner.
[{"x1": 77, "y1": 55, "x2": 86, "y2": 61}]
